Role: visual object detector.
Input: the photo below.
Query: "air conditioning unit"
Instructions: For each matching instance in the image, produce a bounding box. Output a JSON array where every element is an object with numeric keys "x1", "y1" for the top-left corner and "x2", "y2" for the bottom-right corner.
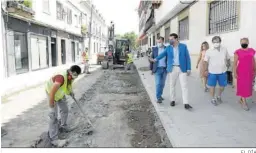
[{"x1": 179, "y1": 0, "x2": 196, "y2": 4}]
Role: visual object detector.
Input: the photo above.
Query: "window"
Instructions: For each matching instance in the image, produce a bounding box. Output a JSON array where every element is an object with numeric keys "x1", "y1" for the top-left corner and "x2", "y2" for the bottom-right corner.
[
  {"x1": 56, "y1": 2, "x2": 64, "y2": 20},
  {"x1": 77, "y1": 43, "x2": 79, "y2": 56},
  {"x1": 209, "y1": 0, "x2": 239, "y2": 34},
  {"x1": 94, "y1": 42, "x2": 96, "y2": 53},
  {"x1": 99, "y1": 27, "x2": 101, "y2": 36},
  {"x1": 75, "y1": 15, "x2": 78, "y2": 27},
  {"x1": 81, "y1": 13, "x2": 87, "y2": 25},
  {"x1": 79, "y1": 13, "x2": 82, "y2": 25},
  {"x1": 30, "y1": 35, "x2": 49, "y2": 70},
  {"x1": 7, "y1": 32, "x2": 29, "y2": 76},
  {"x1": 92, "y1": 22, "x2": 94, "y2": 34},
  {"x1": 165, "y1": 27, "x2": 170, "y2": 43},
  {"x1": 179, "y1": 17, "x2": 189, "y2": 40},
  {"x1": 67, "y1": 9, "x2": 72, "y2": 24},
  {"x1": 157, "y1": 33, "x2": 160, "y2": 39},
  {"x1": 150, "y1": 38, "x2": 151, "y2": 47},
  {"x1": 43, "y1": 0, "x2": 50, "y2": 14}
]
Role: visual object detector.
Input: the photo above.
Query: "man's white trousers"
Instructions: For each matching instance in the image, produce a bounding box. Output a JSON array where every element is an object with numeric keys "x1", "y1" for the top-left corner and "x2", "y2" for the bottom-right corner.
[{"x1": 169, "y1": 66, "x2": 189, "y2": 104}]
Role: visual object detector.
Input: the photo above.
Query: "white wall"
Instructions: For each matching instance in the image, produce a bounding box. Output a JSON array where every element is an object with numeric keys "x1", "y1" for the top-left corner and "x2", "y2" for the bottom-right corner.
[
  {"x1": 1, "y1": 14, "x2": 6, "y2": 83},
  {"x1": 178, "y1": 1, "x2": 256, "y2": 56},
  {"x1": 33, "y1": 0, "x2": 82, "y2": 36},
  {"x1": 155, "y1": 1, "x2": 256, "y2": 57},
  {"x1": 154, "y1": 0, "x2": 180, "y2": 25}
]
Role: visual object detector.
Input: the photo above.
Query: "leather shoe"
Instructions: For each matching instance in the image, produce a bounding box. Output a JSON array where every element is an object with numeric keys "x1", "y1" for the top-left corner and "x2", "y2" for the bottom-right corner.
[
  {"x1": 157, "y1": 99, "x2": 162, "y2": 103},
  {"x1": 170, "y1": 101, "x2": 175, "y2": 106},
  {"x1": 184, "y1": 104, "x2": 193, "y2": 110}
]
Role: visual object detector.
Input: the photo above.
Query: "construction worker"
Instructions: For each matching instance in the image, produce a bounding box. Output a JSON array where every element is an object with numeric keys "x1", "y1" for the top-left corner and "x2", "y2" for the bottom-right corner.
[
  {"x1": 82, "y1": 49, "x2": 90, "y2": 74},
  {"x1": 125, "y1": 50, "x2": 134, "y2": 72},
  {"x1": 45, "y1": 65, "x2": 81, "y2": 147}
]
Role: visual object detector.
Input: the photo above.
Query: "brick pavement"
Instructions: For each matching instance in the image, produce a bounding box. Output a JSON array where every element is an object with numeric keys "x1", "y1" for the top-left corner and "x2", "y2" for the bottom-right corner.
[{"x1": 134, "y1": 56, "x2": 256, "y2": 147}]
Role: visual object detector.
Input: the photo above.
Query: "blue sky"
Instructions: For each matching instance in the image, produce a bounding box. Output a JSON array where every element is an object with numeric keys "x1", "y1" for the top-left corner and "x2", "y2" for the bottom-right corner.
[{"x1": 93, "y1": 0, "x2": 139, "y2": 35}]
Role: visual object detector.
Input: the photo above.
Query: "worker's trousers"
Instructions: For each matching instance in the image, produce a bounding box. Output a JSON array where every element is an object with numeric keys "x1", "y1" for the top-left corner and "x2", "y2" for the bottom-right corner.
[
  {"x1": 84, "y1": 62, "x2": 89, "y2": 73},
  {"x1": 169, "y1": 66, "x2": 189, "y2": 104},
  {"x1": 125, "y1": 62, "x2": 134, "y2": 72},
  {"x1": 46, "y1": 94, "x2": 68, "y2": 141}
]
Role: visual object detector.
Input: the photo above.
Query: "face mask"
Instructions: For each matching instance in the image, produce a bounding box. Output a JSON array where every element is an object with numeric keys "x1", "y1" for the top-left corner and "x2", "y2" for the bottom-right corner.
[
  {"x1": 241, "y1": 44, "x2": 248, "y2": 49},
  {"x1": 71, "y1": 72, "x2": 78, "y2": 80},
  {"x1": 213, "y1": 43, "x2": 220, "y2": 48},
  {"x1": 157, "y1": 43, "x2": 163, "y2": 47},
  {"x1": 72, "y1": 75, "x2": 78, "y2": 80},
  {"x1": 170, "y1": 40, "x2": 175, "y2": 45}
]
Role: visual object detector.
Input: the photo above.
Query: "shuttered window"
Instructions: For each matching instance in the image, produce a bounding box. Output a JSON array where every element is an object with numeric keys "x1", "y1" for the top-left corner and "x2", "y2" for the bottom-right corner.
[
  {"x1": 209, "y1": 0, "x2": 239, "y2": 34},
  {"x1": 67, "y1": 8, "x2": 72, "y2": 24},
  {"x1": 179, "y1": 17, "x2": 189, "y2": 40},
  {"x1": 31, "y1": 35, "x2": 49, "y2": 70}
]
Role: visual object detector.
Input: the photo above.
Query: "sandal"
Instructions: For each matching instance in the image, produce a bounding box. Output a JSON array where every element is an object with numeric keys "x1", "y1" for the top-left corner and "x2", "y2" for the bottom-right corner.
[{"x1": 239, "y1": 98, "x2": 249, "y2": 111}]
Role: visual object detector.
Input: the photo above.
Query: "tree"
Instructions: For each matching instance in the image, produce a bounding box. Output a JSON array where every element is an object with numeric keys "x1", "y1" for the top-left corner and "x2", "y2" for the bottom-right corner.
[{"x1": 115, "y1": 32, "x2": 138, "y2": 50}]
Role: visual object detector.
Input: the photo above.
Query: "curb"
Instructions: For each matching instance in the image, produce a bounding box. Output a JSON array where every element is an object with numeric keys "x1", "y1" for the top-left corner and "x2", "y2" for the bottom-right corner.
[{"x1": 134, "y1": 62, "x2": 177, "y2": 147}]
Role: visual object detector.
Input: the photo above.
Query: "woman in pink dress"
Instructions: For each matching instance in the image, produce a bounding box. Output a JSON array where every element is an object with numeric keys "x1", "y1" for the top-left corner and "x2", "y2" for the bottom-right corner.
[
  {"x1": 196, "y1": 41, "x2": 209, "y2": 92},
  {"x1": 233, "y1": 38, "x2": 256, "y2": 111}
]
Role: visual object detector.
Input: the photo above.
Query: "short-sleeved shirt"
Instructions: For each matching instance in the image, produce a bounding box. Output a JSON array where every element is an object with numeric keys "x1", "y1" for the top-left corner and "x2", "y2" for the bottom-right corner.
[
  {"x1": 52, "y1": 75, "x2": 64, "y2": 86},
  {"x1": 204, "y1": 46, "x2": 230, "y2": 74}
]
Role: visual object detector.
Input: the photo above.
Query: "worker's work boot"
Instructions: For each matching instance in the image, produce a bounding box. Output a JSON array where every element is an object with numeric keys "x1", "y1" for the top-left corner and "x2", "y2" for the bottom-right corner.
[
  {"x1": 51, "y1": 139, "x2": 68, "y2": 147},
  {"x1": 59, "y1": 124, "x2": 76, "y2": 133}
]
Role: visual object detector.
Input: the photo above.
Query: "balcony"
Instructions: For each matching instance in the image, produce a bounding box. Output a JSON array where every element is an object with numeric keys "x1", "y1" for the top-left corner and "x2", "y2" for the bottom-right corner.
[
  {"x1": 144, "y1": 12, "x2": 155, "y2": 33},
  {"x1": 81, "y1": 24, "x2": 87, "y2": 36},
  {"x1": 6, "y1": 0, "x2": 35, "y2": 19},
  {"x1": 152, "y1": 0, "x2": 162, "y2": 9}
]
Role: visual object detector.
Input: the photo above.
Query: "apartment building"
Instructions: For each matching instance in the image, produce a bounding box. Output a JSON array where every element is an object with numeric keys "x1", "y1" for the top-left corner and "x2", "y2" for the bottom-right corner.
[
  {"x1": 78, "y1": 0, "x2": 107, "y2": 56},
  {"x1": 1, "y1": 0, "x2": 107, "y2": 95},
  {"x1": 139, "y1": 0, "x2": 256, "y2": 56}
]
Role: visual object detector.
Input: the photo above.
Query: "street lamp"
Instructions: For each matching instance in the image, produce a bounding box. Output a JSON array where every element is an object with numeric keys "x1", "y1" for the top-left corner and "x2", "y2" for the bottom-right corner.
[{"x1": 88, "y1": 0, "x2": 93, "y2": 57}]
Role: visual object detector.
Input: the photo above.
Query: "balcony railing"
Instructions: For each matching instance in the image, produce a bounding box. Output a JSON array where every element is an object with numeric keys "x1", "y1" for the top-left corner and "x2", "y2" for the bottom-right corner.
[
  {"x1": 144, "y1": 13, "x2": 155, "y2": 33},
  {"x1": 81, "y1": 24, "x2": 87, "y2": 35},
  {"x1": 152, "y1": 0, "x2": 162, "y2": 9},
  {"x1": 7, "y1": 0, "x2": 35, "y2": 18}
]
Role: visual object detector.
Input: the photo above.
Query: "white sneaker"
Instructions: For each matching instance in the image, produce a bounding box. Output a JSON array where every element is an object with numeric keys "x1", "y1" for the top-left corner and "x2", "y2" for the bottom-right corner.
[
  {"x1": 216, "y1": 96, "x2": 222, "y2": 103},
  {"x1": 51, "y1": 139, "x2": 68, "y2": 147}
]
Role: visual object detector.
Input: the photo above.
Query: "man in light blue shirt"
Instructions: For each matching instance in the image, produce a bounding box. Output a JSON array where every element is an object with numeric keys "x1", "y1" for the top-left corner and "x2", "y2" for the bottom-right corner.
[
  {"x1": 150, "y1": 33, "x2": 192, "y2": 110},
  {"x1": 149, "y1": 37, "x2": 167, "y2": 103}
]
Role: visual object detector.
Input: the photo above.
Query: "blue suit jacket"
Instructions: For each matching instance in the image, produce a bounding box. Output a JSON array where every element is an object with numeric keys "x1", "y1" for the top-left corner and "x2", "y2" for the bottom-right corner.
[
  {"x1": 150, "y1": 46, "x2": 167, "y2": 73},
  {"x1": 155, "y1": 43, "x2": 191, "y2": 73}
]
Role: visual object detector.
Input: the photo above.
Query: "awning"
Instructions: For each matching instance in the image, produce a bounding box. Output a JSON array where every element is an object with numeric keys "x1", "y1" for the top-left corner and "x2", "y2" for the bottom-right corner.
[{"x1": 139, "y1": 33, "x2": 146, "y2": 39}]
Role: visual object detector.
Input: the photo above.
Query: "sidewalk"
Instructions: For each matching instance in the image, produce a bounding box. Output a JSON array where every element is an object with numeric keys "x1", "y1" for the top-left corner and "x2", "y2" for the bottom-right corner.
[
  {"x1": 134, "y1": 57, "x2": 256, "y2": 147},
  {"x1": 1, "y1": 65, "x2": 101, "y2": 124}
]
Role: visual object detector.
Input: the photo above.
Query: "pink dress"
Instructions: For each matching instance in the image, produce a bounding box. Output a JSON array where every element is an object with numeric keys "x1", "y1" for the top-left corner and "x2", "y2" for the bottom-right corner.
[{"x1": 235, "y1": 48, "x2": 255, "y2": 98}]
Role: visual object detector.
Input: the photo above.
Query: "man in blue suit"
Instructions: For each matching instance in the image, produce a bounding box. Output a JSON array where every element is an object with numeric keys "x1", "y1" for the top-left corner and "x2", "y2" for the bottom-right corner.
[
  {"x1": 150, "y1": 36, "x2": 167, "y2": 103},
  {"x1": 150, "y1": 33, "x2": 193, "y2": 110}
]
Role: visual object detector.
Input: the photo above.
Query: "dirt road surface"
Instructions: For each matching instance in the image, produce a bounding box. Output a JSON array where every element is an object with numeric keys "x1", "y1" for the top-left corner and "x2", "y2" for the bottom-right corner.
[{"x1": 1, "y1": 69, "x2": 171, "y2": 148}]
